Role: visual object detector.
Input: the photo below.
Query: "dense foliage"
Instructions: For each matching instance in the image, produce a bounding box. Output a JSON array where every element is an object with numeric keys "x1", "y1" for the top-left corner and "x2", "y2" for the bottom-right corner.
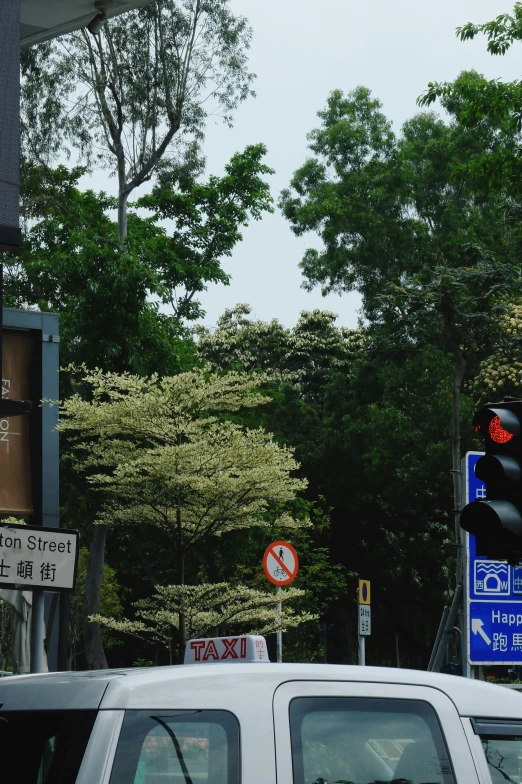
[{"x1": 6, "y1": 0, "x2": 522, "y2": 673}]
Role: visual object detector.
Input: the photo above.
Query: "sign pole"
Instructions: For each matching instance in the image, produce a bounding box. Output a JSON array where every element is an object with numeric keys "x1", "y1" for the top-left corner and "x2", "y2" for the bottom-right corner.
[
  {"x1": 358, "y1": 579, "x2": 371, "y2": 665},
  {"x1": 276, "y1": 586, "x2": 282, "y2": 663},
  {"x1": 358, "y1": 626, "x2": 365, "y2": 666},
  {"x1": 30, "y1": 589, "x2": 45, "y2": 673}
]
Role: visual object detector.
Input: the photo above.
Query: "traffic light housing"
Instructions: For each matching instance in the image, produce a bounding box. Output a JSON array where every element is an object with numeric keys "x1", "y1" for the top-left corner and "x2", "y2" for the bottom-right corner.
[{"x1": 460, "y1": 400, "x2": 522, "y2": 565}]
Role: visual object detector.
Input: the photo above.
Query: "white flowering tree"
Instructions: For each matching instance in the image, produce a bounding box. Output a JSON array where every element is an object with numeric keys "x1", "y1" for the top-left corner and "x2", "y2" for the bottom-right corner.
[
  {"x1": 60, "y1": 367, "x2": 308, "y2": 666},
  {"x1": 196, "y1": 304, "x2": 366, "y2": 396},
  {"x1": 93, "y1": 583, "x2": 316, "y2": 663},
  {"x1": 473, "y1": 301, "x2": 522, "y2": 400}
]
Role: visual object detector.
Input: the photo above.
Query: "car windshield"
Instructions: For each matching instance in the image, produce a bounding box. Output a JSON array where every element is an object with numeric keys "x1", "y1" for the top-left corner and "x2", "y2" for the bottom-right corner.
[{"x1": 0, "y1": 709, "x2": 97, "y2": 784}]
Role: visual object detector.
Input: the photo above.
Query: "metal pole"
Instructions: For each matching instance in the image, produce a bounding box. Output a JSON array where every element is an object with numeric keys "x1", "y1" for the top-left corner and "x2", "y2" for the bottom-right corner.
[
  {"x1": 358, "y1": 632, "x2": 365, "y2": 666},
  {"x1": 357, "y1": 587, "x2": 364, "y2": 665},
  {"x1": 30, "y1": 589, "x2": 45, "y2": 673},
  {"x1": 430, "y1": 585, "x2": 463, "y2": 673},
  {"x1": 395, "y1": 632, "x2": 400, "y2": 668},
  {"x1": 276, "y1": 586, "x2": 282, "y2": 663},
  {"x1": 57, "y1": 592, "x2": 70, "y2": 671},
  {"x1": 460, "y1": 456, "x2": 471, "y2": 678},
  {"x1": 428, "y1": 607, "x2": 450, "y2": 671}
]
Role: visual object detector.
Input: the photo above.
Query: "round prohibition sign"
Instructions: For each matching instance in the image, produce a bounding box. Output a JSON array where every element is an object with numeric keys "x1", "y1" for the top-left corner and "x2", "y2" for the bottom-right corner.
[{"x1": 263, "y1": 540, "x2": 299, "y2": 586}]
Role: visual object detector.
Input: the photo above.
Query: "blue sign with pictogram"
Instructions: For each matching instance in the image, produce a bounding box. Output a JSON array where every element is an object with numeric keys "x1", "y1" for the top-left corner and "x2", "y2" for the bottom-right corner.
[{"x1": 466, "y1": 451, "x2": 522, "y2": 664}]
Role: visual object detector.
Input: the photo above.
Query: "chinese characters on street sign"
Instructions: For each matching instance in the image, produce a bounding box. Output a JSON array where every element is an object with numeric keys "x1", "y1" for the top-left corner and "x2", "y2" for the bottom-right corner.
[
  {"x1": 263, "y1": 540, "x2": 299, "y2": 586},
  {"x1": 359, "y1": 604, "x2": 371, "y2": 636},
  {"x1": 465, "y1": 451, "x2": 522, "y2": 664},
  {"x1": 0, "y1": 524, "x2": 78, "y2": 591}
]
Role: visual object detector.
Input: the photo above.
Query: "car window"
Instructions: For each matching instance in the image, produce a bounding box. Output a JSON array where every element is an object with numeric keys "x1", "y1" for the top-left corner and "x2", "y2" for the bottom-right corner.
[
  {"x1": 472, "y1": 721, "x2": 522, "y2": 784},
  {"x1": 481, "y1": 737, "x2": 522, "y2": 783},
  {"x1": 0, "y1": 709, "x2": 97, "y2": 784},
  {"x1": 109, "y1": 709, "x2": 240, "y2": 784},
  {"x1": 289, "y1": 697, "x2": 456, "y2": 784}
]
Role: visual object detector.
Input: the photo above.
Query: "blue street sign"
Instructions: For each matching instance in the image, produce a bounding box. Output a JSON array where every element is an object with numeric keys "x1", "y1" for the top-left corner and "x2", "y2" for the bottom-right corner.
[
  {"x1": 466, "y1": 451, "x2": 522, "y2": 664},
  {"x1": 469, "y1": 602, "x2": 522, "y2": 662}
]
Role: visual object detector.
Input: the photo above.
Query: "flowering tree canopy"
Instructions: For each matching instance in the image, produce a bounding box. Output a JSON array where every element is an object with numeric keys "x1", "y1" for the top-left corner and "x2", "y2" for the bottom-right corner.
[
  {"x1": 60, "y1": 366, "x2": 309, "y2": 658},
  {"x1": 92, "y1": 582, "x2": 316, "y2": 659},
  {"x1": 473, "y1": 301, "x2": 522, "y2": 401},
  {"x1": 60, "y1": 367, "x2": 307, "y2": 555}
]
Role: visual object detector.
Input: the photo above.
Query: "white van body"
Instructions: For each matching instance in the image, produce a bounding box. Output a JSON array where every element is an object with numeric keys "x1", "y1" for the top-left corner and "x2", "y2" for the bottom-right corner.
[{"x1": 1, "y1": 658, "x2": 522, "y2": 783}]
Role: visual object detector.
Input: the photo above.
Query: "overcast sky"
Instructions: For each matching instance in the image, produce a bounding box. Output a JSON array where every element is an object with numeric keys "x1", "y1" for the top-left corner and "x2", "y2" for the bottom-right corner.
[{"x1": 84, "y1": 0, "x2": 522, "y2": 331}]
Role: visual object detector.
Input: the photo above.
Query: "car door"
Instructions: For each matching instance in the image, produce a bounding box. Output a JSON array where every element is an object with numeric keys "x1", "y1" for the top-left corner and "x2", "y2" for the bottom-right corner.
[{"x1": 273, "y1": 680, "x2": 480, "y2": 784}]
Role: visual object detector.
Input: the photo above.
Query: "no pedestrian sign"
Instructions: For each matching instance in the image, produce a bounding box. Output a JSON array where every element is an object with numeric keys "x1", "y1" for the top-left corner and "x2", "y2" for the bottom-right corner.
[
  {"x1": 263, "y1": 540, "x2": 298, "y2": 586},
  {"x1": 0, "y1": 524, "x2": 79, "y2": 591}
]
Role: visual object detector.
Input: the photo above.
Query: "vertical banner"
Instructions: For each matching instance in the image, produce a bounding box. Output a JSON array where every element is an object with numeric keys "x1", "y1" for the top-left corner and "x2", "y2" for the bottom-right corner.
[
  {"x1": 0, "y1": 0, "x2": 22, "y2": 249},
  {"x1": 0, "y1": 330, "x2": 33, "y2": 514}
]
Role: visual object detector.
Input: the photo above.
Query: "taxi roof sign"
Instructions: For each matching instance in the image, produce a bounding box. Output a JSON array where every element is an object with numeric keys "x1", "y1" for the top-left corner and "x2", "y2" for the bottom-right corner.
[{"x1": 184, "y1": 635, "x2": 270, "y2": 664}]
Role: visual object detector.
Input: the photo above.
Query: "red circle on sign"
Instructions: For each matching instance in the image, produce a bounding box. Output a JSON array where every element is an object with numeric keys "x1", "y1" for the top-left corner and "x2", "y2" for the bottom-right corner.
[{"x1": 263, "y1": 540, "x2": 299, "y2": 586}]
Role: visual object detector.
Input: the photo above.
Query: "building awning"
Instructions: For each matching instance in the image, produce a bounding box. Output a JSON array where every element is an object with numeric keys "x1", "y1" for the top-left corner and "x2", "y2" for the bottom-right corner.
[{"x1": 21, "y1": 0, "x2": 153, "y2": 48}]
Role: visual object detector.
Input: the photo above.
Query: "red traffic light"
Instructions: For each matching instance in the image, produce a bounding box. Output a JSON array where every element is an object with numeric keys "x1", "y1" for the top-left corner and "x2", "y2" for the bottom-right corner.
[
  {"x1": 465, "y1": 400, "x2": 522, "y2": 563},
  {"x1": 489, "y1": 415, "x2": 515, "y2": 444},
  {"x1": 473, "y1": 407, "x2": 520, "y2": 444}
]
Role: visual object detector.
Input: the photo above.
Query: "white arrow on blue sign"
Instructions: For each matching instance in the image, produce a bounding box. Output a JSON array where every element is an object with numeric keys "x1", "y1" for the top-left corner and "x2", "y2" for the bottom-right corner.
[{"x1": 465, "y1": 451, "x2": 522, "y2": 665}]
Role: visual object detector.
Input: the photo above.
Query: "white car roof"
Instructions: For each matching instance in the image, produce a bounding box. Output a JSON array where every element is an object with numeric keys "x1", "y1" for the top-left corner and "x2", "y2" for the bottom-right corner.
[
  {"x1": 2, "y1": 663, "x2": 520, "y2": 719},
  {"x1": 99, "y1": 663, "x2": 522, "y2": 718}
]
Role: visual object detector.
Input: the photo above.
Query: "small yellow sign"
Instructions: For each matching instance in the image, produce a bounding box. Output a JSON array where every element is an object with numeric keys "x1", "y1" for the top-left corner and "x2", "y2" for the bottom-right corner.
[{"x1": 359, "y1": 579, "x2": 371, "y2": 605}]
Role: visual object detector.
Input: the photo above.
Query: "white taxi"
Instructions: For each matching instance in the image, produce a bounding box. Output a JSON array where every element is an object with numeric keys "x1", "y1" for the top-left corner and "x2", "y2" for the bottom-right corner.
[{"x1": 1, "y1": 634, "x2": 521, "y2": 784}]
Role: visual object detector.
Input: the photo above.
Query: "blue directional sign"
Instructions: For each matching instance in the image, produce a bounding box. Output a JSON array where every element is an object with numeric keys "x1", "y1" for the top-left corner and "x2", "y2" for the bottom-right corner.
[{"x1": 466, "y1": 451, "x2": 522, "y2": 664}]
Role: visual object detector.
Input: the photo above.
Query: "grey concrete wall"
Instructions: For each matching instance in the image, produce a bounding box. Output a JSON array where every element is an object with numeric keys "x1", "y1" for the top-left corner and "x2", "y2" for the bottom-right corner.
[{"x1": 0, "y1": 0, "x2": 21, "y2": 248}]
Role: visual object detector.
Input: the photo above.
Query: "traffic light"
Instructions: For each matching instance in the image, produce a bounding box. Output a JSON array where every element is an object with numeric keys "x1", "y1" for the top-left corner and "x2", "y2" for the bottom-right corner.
[{"x1": 460, "y1": 400, "x2": 522, "y2": 565}]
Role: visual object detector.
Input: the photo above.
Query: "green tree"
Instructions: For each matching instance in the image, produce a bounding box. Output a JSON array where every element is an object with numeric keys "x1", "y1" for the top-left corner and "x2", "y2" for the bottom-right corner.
[
  {"x1": 3, "y1": 151, "x2": 272, "y2": 669},
  {"x1": 93, "y1": 583, "x2": 315, "y2": 663},
  {"x1": 199, "y1": 304, "x2": 462, "y2": 664},
  {"x1": 59, "y1": 367, "x2": 308, "y2": 665},
  {"x1": 4, "y1": 145, "x2": 272, "y2": 374},
  {"x1": 419, "y1": 5, "x2": 522, "y2": 192},
  {"x1": 197, "y1": 304, "x2": 364, "y2": 392},
  {"x1": 21, "y1": 0, "x2": 255, "y2": 239},
  {"x1": 280, "y1": 86, "x2": 522, "y2": 591}
]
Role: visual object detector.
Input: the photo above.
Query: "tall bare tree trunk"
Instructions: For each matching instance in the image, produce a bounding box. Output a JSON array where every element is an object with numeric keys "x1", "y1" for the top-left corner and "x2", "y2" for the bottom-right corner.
[
  {"x1": 83, "y1": 524, "x2": 109, "y2": 669},
  {"x1": 117, "y1": 187, "x2": 129, "y2": 241},
  {"x1": 177, "y1": 506, "x2": 185, "y2": 663}
]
